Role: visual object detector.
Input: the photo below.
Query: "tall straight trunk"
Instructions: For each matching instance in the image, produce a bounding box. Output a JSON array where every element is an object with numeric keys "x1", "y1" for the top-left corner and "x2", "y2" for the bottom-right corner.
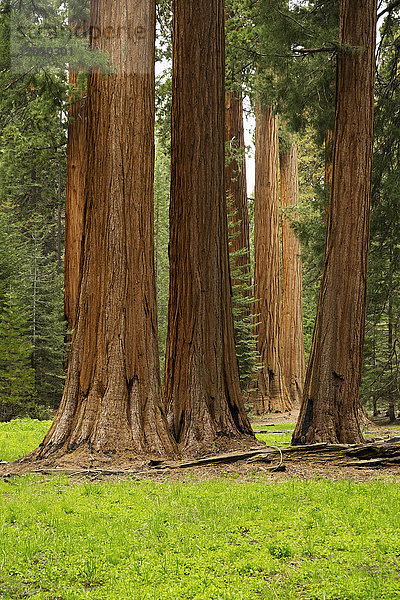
[
  {"x1": 38, "y1": 0, "x2": 175, "y2": 458},
  {"x1": 64, "y1": 71, "x2": 86, "y2": 332},
  {"x1": 388, "y1": 262, "x2": 395, "y2": 422},
  {"x1": 165, "y1": 0, "x2": 253, "y2": 454},
  {"x1": 324, "y1": 129, "x2": 333, "y2": 223},
  {"x1": 324, "y1": 130, "x2": 333, "y2": 200},
  {"x1": 280, "y1": 140, "x2": 306, "y2": 406},
  {"x1": 254, "y1": 105, "x2": 291, "y2": 414},
  {"x1": 293, "y1": 0, "x2": 377, "y2": 445},
  {"x1": 225, "y1": 90, "x2": 251, "y2": 290}
]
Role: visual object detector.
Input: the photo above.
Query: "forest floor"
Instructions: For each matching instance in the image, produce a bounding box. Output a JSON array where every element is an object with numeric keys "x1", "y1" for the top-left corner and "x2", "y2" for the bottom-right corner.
[{"x1": 1, "y1": 414, "x2": 400, "y2": 483}]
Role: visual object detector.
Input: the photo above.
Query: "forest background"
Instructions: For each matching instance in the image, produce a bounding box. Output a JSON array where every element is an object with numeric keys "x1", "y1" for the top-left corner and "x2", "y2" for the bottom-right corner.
[{"x1": 0, "y1": 0, "x2": 398, "y2": 424}]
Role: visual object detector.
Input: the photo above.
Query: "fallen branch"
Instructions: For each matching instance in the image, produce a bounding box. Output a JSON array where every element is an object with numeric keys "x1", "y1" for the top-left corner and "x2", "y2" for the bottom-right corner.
[{"x1": 178, "y1": 450, "x2": 266, "y2": 468}]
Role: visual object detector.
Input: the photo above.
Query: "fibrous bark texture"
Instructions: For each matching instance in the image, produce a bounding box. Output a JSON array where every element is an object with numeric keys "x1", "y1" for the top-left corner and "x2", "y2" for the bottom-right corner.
[
  {"x1": 164, "y1": 0, "x2": 253, "y2": 454},
  {"x1": 280, "y1": 141, "x2": 306, "y2": 407},
  {"x1": 324, "y1": 129, "x2": 333, "y2": 223},
  {"x1": 254, "y1": 105, "x2": 292, "y2": 414},
  {"x1": 38, "y1": 0, "x2": 175, "y2": 458},
  {"x1": 64, "y1": 71, "x2": 86, "y2": 332},
  {"x1": 225, "y1": 90, "x2": 251, "y2": 291},
  {"x1": 293, "y1": 0, "x2": 377, "y2": 445}
]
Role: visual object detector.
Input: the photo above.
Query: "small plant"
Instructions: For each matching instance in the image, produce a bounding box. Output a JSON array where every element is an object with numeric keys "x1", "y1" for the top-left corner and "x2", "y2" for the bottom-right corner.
[{"x1": 268, "y1": 542, "x2": 293, "y2": 559}]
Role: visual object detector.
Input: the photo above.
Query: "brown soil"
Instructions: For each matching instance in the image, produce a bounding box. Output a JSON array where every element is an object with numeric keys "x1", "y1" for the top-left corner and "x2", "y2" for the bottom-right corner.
[{"x1": 1, "y1": 412, "x2": 400, "y2": 484}]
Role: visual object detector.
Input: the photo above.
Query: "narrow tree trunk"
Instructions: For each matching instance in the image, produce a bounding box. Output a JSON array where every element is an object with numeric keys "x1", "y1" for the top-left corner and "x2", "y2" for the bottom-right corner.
[
  {"x1": 64, "y1": 71, "x2": 86, "y2": 333},
  {"x1": 324, "y1": 129, "x2": 333, "y2": 223},
  {"x1": 372, "y1": 328, "x2": 378, "y2": 417},
  {"x1": 280, "y1": 140, "x2": 306, "y2": 406},
  {"x1": 293, "y1": 0, "x2": 377, "y2": 445},
  {"x1": 57, "y1": 164, "x2": 63, "y2": 276},
  {"x1": 225, "y1": 90, "x2": 251, "y2": 290},
  {"x1": 388, "y1": 272, "x2": 395, "y2": 422},
  {"x1": 164, "y1": 0, "x2": 253, "y2": 454},
  {"x1": 38, "y1": 0, "x2": 175, "y2": 458},
  {"x1": 254, "y1": 105, "x2": 292, "y2": 414}
]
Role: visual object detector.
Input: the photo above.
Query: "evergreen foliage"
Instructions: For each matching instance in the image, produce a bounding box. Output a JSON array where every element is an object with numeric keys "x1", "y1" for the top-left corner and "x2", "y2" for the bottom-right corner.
[
  {"x1": 228, "y1": 208, "x2": 260, "y2": 394},
  {"x1": 0, "y1": 289, "x2": 35, "y2": 420},
  {"x1": 0, "y1": 5, "x2": 66, "y2": 418}
]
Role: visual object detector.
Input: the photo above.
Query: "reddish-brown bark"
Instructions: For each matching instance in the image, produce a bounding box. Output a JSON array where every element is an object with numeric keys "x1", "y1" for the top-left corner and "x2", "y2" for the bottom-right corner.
[
  {"x1": 254, "y1": 105, "x2": 292, "y2": 414},
  {"x1": 293, "y1": 0, "x2": 377, "y2": 445},
  {"x1": 164, "y1": 0, "x2": 253, "y2": 454},
  {"x1": 64, "y1": 71, "x2": 86, "y2": 333},
  {"x1": 37, "y1": 0, "x2": 175, "y2": 458},
  {"x1": 280, "y1": 141, "x2": 306, "y2": 407},
  {"x1": 324, "y1": 129, "x2": 333, "y2": 223},
  {"x1": 225, "y1": 90, "x2": 251, "y2": 290}
]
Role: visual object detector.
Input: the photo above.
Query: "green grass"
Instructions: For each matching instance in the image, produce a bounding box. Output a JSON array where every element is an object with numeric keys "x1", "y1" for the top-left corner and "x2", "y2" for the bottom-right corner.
[
  {"x1": 256, "y1": 423, "x2": 294, "y2": 446},
  {"x1": 0, "y1": 418, "x2": 51, "y2": 462},
  {"x1": 1, "y1": 419, "x2": 400, "y2": 599}
]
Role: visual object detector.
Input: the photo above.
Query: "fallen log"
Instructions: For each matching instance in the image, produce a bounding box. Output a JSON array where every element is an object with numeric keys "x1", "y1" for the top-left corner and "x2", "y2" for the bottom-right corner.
[
  {"x1": 2, "y1": 440, "x2": 400, "y2": 477},
  {"x1": 345, "y1": 442, "x2": 400, "y2": 460},
  {"x1": 178, "y1": 450, "x2": 267, "y2": 468},
  {"x1": 253, "y1": 430, "x2": 294, "y2": 434},
  {"x1": 343, "y1": 457, "x2": 400, "y2": 468}
]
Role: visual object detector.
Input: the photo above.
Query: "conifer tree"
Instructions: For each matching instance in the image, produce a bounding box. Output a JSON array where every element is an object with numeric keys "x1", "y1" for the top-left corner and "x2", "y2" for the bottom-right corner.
[
  {"x1": 165, "y1": 0, "x2": 253, "y2": 453},
  {"x1": 37, "y1": 0, "x2": 175, "y2": 458},
  {"x1": 64, "y1": 71, "x2": 86, "y2": 334},
  {"x1": 225, "y1": 90, "x2": 251, "y2": 293},
  {"x1": 0, "y1": 290, "x2": 35, "y2": 420},
  {"x1": 280, "y1": 138, "x2": 306, "y2": 406},
  {"x1": 293, "y1": 0, "x2": 377, "y2": 445},
  {"x1": 254, "y1": 104, "x2": 291, "y2": 414}
]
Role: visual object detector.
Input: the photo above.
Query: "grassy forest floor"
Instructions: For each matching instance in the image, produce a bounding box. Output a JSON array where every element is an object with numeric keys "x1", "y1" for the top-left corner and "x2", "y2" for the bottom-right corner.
[
  {"x1": 1, "y1": 418, "x2": 400, "y2": 599},
  {"x1": 1, "y1": 419, "x2": 400, "y2": 600}
]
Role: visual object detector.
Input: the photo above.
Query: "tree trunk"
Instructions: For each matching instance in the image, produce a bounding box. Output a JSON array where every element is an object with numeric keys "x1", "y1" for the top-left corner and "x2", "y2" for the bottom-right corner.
[
  {"x1": 388, "y1": 273, "x2": 395, "y2": 422},
  {"x1": 38, "y1": 0, "x2": 175, "y2": 458},
  {"x1": 324, "y1": 129, "x2": 333, "y2": 223},
  {"x1": 225, "y1": 90, "x2": 251, "y2": 291},
  {"x1": 293, "y1": 0, "x2": 377, "y2": 445},
  {"x1": 64, "y1": 71, "x2": 86, "y2": 334},
  {"x1": 280, "y1": 140, "x2": 306, "y2": 407},
  {"x1": 372, "y1": 329, "x2": 378, "y2": 417},
  {"x1": 164, "y1": 0, "x2": 253, "y2": 454},
  {"x1": 253, "y1": 104, "x2": 292, "y2": 414}
]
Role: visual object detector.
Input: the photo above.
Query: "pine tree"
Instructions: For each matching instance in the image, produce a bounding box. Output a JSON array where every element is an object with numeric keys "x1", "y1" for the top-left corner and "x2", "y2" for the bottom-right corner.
[{"x1": 0, "y1": 289, "x2": 35, "y2": 421}]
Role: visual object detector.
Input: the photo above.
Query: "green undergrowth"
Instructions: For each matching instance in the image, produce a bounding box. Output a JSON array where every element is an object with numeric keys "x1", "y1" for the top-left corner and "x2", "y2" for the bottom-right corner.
[{"x1": 0, "y1": 419, "x2": 400, "y2": 599}]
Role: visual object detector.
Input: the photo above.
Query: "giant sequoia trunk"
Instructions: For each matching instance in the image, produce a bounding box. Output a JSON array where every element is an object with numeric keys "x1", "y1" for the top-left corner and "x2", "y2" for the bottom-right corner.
[
  {"x1": 225, "y1": 90, "x2": 251, "y2": 291},
  {"x1": 37, "y1": 0, "x2": 175, "y2": 458},
  {"x1": 324, "y1": 129, "x2": 333, "y2": 223},
  {"x1": 293, "y1": 0, "x2": 377, "y2": 445},
  {"x1": 64, "y1": 71, "x2": 86, "y2": 333},
  {"x1": 164, "y1": 0, "x2": 253, "y2": 454},
  {"x1": 280, "y1": 141, "x2": 306, "y2": 406},
  {"x1": 254, "y1": 105, "x2": 292, "y2": 414}
]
